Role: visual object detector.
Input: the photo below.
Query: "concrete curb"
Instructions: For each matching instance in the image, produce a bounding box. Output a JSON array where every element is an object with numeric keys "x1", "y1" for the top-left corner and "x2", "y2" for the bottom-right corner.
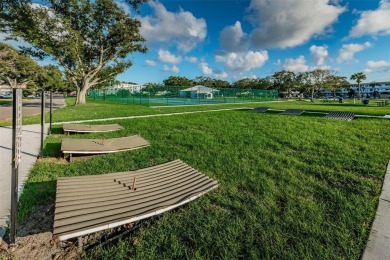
[{"x1": 363, "y1": 160, "x2": 390, "y2": 259}]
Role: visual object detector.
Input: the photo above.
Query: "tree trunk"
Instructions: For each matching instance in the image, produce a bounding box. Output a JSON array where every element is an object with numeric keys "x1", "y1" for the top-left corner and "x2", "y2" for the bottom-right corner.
[
  {"x1": 358, "y1": 83, "x2": 361, "y2": 99},
  {"x1": 76, "y1": 88, "x2": 87, "y2": 105},
  {"x1": 75, "y1": 82, "x2": 89, "y2": 105},
  {"x1": 74, "y1": 87, "x2": 81, "y2": 106},
  {"x1": 311, "y1": 86, "x2": 314, "y2": 100}
]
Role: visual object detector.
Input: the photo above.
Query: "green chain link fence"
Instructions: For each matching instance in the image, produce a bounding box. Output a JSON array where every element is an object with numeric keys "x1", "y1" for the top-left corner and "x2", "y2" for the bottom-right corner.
[{"x1": 90, "y1": 86, "x2": 278, "y2": 107}]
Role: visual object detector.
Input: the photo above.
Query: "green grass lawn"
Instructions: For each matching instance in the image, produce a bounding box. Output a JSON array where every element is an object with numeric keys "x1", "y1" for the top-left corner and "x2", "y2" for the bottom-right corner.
[
  {"x1": 263, "y1": 99, "x2": 390, "y2": 116},
  {"x1": 1, "y1": 98, "x2": 389, "y2": 127},
  {"x1": 0, "y1": 100, "x2": 12, "y2": 106},
  {"x1": 18, "y1": 104, "x2": 390, "y2": 259}
]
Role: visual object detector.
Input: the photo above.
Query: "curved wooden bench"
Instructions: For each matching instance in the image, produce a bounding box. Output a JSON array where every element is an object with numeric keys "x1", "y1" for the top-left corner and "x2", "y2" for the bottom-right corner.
[{"x1": 53, "y1": 160, "x2": 219, "y2": 240}]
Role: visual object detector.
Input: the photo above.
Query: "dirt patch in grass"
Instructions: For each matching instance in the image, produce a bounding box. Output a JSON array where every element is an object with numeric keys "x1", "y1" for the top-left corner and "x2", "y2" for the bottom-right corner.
[
  {"x1": 36, "y1": 157, "x2": 69, "y2": 164},
  {"x1": 0, "y1": 201, "x2": 80, "y2": 260},
  {"x1": 0, "y1": 200, "x2": 139, "y2": 259}
]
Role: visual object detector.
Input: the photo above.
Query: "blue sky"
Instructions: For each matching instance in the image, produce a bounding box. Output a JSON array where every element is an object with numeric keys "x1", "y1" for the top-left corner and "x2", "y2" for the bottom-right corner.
[
  {"x1": 121, "y1": 0, "x2": 390, "y2": 84},
  {"x1": 2, "y1": 0, "x2": 390, "y2": 85}
]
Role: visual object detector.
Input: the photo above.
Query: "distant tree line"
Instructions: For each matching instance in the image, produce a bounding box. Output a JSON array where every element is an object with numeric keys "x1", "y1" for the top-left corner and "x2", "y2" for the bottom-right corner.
[{"x1": 145, "y1": 71, "x2": 366, "y2": 99}]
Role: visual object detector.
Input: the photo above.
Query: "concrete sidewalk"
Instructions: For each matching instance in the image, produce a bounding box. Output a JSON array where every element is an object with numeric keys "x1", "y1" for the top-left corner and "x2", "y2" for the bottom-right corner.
[
  {"x1": 363, "y1": 161, "x2": 390, "y2": 260},
  {"x1": 0, "y1": 124, "x2": 49, "y2": 237}
]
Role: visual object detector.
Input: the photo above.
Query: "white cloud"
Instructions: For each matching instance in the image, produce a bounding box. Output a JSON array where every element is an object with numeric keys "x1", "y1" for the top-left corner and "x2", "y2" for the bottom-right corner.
[
  {"x1": 157, "y1": 49, "x2": 182, "y2": 65},
  {"x1": 364, "y1": 68, "x2": 373, "y2": 73},
  {"x1": 215, "y1": 50, "x2": 269, "y2": 72},
  {"x1": 348, "y1": 0, "x2": 390, "y2": 38},
  {"x1": 337, "y1": 42, "x2": 372, "y2": 62},
  {"x1": 274, "y1": 59, "x2": 282, "y2": 66},
  {"x1": 219, "y1": 21, "x2": 248, "y2": 52},
  {"x1": 198, "y1": 62, "x2": 228, "y2": 79},
  {"x1": 213, "y1": 70, "x2": 228, "y2": 79},
  {"x1": 248, "y1": 0, "x2": 345, "y2": 48},
  {"x1": 282, "y1": 56, "x2": 309, "y2": 73},
  {"x1": 185, "y1": 56, "x2": 198, "y2": 63},
  {"x1": 366, "y1": 60, "x2": 390, "y2": 68},
  {"x1": 139, "y1": 1, "x2": 207, "y2": 53},
  {"x1": 115, "y1": 1, "x2": 131, "y2": 15},
  {"x1": 309, "y1": 45, "x2": 328, "y2": 67},
  {"x1": 163, "y1": 65, "x2": 180, "y2": 73},
  {"x1": 145, "y1": 59, "x2": 157, "y2": 66},
  {"x1": 199, "y1": 62, "x2": 213, "y2": 75}
]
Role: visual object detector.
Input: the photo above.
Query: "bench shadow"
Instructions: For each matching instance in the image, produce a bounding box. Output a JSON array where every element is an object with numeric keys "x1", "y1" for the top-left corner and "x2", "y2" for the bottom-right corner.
[{"x1": 44, "y1": 142, "x2": 62, "y2": 158}]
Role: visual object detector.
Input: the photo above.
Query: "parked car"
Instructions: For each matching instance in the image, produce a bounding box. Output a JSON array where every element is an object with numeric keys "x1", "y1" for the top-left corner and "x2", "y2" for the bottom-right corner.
[{"x1": 0, "y1": 93, "x2": 12, "y2": 99}]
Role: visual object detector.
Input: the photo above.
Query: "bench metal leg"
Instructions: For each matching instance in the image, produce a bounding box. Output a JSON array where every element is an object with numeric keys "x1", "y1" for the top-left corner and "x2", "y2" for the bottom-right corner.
[{"x1": 64, "y1": 153, "x2": 73, "y2": 162}]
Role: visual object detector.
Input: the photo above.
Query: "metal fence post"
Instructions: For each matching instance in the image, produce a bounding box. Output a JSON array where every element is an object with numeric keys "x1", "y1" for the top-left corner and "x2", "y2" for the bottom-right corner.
[
  {"x1": 10, "y1": 88, "x2": 22, "y2": 244},
  {"x1": 40, "y1": 90, "x2": 45, "y2": 158},
  {"x1": 49, "y1": 91, "x2": 53, "y2": 135}
]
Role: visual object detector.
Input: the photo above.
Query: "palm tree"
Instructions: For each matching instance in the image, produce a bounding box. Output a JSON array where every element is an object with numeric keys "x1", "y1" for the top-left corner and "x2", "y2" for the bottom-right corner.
[{"x1": 350, "y1": 72, "x2": 366, "y2": 98}]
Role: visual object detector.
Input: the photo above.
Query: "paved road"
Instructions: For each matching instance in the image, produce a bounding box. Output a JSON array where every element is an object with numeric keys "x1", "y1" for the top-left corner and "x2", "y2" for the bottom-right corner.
[
  {"x1": 0, "y1": 95, "x2": 65, "y2": 238},
  {"x1": 0, "y1": 94, "x2": 66, "y2": 121}
]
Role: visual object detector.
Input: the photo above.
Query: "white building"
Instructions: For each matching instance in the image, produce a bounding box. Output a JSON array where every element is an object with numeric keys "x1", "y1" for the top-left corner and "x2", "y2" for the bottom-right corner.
[
  {"x1": 0, "y1": 84, "x2": 11, "y2": 95},
  {"x1": 179, "y1": 86, "x2": 219, "y2": 99},
  {"x1": 105, "y1": 83, "x2": 144, "y2": 94},
  {"x1": 350, "y1": 81, "x2": 390, "y2": 97},
  {"x1": 322, "y1": 81, "x2": 390, "y2": 98}
]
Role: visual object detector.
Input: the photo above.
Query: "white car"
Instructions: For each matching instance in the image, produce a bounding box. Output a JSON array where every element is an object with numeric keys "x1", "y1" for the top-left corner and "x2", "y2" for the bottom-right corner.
[{"x1": 0, "y1": 93, "x2": 12, "y2": 99}]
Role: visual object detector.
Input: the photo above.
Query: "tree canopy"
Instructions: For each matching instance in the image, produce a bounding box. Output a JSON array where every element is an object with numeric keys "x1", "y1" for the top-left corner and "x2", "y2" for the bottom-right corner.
[
  {"x1": 307, "y1": 69, "x2": 335, "y2": 99},
  {"x1": 232, "y1": 77, "x2": 272, "y2": 89},
  {"x1": 40, "y1": 65, "x2": 66, "y2": 92},
  {"x1": 1, "y1": 0, "x2": 148, "y2": 105},
  {"x1": 323, "y1": 75, "x2": 349, "y2": 99},
  {"x1": 163, "y1": 76, "x2": 194, "y2": 87},
  {"x1": 0, "y1": 42, "x2": 43, "y2": 89},
  {"x1": 271, "y1": 70, "x2": 297, "y2": 97}
]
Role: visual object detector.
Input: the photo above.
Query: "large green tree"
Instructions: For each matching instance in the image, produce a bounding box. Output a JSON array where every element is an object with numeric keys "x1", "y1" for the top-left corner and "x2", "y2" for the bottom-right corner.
[
  {"x1": 232, "y1": 77, "x2": 273, "y2": 89},
  {"x1": 324, "y1": 75, "x2": 349, "y2": 99},
  {"x1": 1, "y1": 0, "x2": 147, "y2": 105},
  {"x1": 0, "y1": 42, "x2": 43, "y2": 89},
  {"x1": 350, "y1": 72, "x2": 366, "y2": 98},
  {"x1": 212, "y1": 79, "x2": 230, "y2": 88},
  {"x1": 302, "y1": 69, "x2": 334, "y2": 100},
  {"x1": 163, "y1": 76, "x2": 193, "y2": 87},
  {"x1": 271, "y1": 70, "x2": 297, "y2": 97},
  {"x1": 194, "y1": 76, "x2": 214, "y2": 87},
  {"x1": 193, "y1": 76, "x2": 230, "y2": 88}
]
